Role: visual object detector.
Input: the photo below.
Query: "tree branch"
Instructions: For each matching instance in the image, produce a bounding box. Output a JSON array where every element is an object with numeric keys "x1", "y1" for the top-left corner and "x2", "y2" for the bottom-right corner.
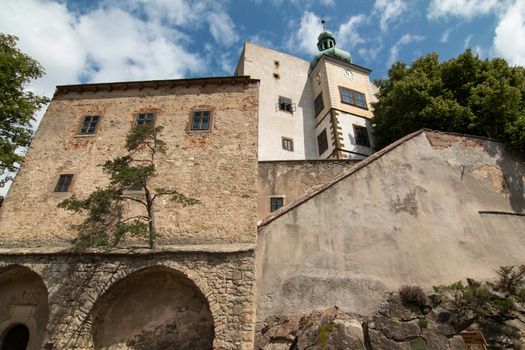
[{"x1": 118, "y1": 195, "x2": 148, "y2": 207}]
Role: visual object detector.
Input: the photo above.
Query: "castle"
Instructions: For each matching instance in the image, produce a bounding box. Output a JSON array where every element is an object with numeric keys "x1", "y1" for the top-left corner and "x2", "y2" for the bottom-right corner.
[{"x1": 0, "y1": 30, "x2": 524, "y2": 350}]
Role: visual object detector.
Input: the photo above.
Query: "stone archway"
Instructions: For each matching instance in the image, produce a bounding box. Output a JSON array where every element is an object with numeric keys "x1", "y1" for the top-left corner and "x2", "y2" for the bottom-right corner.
[
  {"x1": 1, "y1": 324, "x2": 30, "y2": 350},
  {"x1": 91, "y1": 266, "x2": 214, "y2": 350},
  {"x1": 0, "y1": 266, "x2": 49, "y2": 350}
]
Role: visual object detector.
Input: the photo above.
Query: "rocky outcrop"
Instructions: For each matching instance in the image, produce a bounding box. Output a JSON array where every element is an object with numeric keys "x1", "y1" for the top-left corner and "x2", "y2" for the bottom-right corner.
[{"x1": 255, "y1": 296, "x2": 469, "y2": 350}]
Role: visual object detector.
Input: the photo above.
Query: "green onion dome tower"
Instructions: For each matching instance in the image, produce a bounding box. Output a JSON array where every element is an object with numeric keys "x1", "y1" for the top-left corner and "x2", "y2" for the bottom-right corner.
[{"x1": 310, "y1": 28, "x2": 353, "y2": 68}]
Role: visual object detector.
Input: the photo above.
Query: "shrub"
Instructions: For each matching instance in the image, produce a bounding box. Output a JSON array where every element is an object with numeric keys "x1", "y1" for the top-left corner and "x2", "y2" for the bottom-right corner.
[
  {"x1": 399, "y1": 285, "x2": 428, "y2": 308},
  {"x1": 418, "y1": 317, "x2": 429, "y2": 329}
]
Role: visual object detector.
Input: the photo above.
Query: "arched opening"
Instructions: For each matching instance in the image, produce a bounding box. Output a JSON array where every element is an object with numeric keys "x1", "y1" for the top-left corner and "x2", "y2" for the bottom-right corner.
[
  {"x1": 0, "y1": 266, "x2": 49, "y2": 350},
  {"x1": 91, "y1": 266, "x2": 214, "y2": 350},
  {"x1": 1, "y1": 324, "x2": 29, "y2": 350}
]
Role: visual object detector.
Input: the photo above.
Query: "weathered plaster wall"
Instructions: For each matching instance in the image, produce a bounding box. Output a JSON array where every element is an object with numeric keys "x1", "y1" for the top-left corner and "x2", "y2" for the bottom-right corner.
[
  {"x1": 257, "y1": 160, "x2": 358, "y2": 220},
  {"x1": 0, "y1": 250, "x2": 255, "y2": 350},
  {"x1": 257, "y1": 131, "x2": 525, "y2": 320},
  {"x1": 0, "y1": 80, "x2": 258, "y2": 248},
  {"x1": 237, "y1": 42, "x2": 318, "y2": 160}
]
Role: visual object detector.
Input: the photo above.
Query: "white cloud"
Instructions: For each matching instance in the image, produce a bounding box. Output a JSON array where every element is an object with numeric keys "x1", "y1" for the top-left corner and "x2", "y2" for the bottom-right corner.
[
  {"x1": 287, "y1": 11, "x2": 324, "y2": 55},
  {"x1": 287, "y1": 12, "x2": 368, "y2": 56},
  {"x1": 427, "y1": 0, "x2": 503, "y2": 20},
  {"x1": 358, "y1": 44, "x2": 383, "y2": 62},
  {"x1": 208, "y1": 12, "x2": 239, "y2": 47},
  {"x1": 373, "y1": 0, "x2": 407, "y2": 32},
  {"x1": 440, "y1": 28, "x2": 452, "y2": 43},
  {"x1": 251, "y1": 0, "x2": 334, "y2": 7},
  {"x1": 388, "y1": 33, "x2": 424, "y2": 66},
  {"x1": 464, "y1": 33, "x2": 474, "y2": 48},
  {"x1": 493, "y1": 0, "x2": 525, "y2": 66},
  {"x1": 336, "y1": 15, "x2": 366, "y2": 49},
  {"x1": 0, "y1": 0, "x2": 219, "y2": 100}
]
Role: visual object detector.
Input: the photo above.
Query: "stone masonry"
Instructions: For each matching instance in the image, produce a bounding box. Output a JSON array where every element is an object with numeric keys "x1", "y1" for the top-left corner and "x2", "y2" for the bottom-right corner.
[
  {"x1": 0, "y1": 250, "x2": 255, "y2": 350},
  {"x1": 0, "y1": 76, "x2": 259, "y2": 349}
]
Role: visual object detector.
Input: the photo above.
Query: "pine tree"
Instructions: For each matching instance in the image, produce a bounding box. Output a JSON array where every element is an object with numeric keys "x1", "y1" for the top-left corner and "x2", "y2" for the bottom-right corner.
[{"x1": 59, "y1": 125, "x2": 199, "y2": 250}]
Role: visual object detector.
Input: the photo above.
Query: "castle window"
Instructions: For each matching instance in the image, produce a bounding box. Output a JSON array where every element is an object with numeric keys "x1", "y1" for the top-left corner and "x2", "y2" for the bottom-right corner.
[
  {"x1": 273, "y1": 73, "x2": 280, "y2": 79},
  {"x1": 54, "y1": 174, "x2": 73, "y2": 192},
  {"x1": 79, "y1": 115, "x2": 99, "y2": 135},
  {"x1": 339, "y1": 87, "x2": 368, "y2": 109},
  {"x1": 353, "y1": 125, "x2": 370, "y2": 147},
  {"x1": 270, "y1": 197, "x2": 284, "y2": 212},
  {"x1": 128, "y1": 182, "x2": 144, "y2": 191},
  {"x1": 278, "y1": 96, "x2": 294, "y2": 113},
  {"x1": 135, "y1": 112, "x2": 155, "y2": 127},
  {"x1": 314, "y1": 93, "x2": 324, "y2": 116},
  {"x1": 317, "y1": 129, "x2": 328, "y2": 156},
  {"x1": 282, "y1": 137, "x2": 294, "y2": 152},
  {"x1": 191, "y1": 110, "x2": 212, "y2": 131}
]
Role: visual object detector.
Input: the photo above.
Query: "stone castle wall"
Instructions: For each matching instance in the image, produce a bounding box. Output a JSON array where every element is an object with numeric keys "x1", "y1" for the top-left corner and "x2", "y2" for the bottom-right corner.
[
  {"x1": 0, "y1": 78, "x2": 259, "y2": 247},
  {"x1": 0, "y1": 77, "x2": 260, "y2": 349}
]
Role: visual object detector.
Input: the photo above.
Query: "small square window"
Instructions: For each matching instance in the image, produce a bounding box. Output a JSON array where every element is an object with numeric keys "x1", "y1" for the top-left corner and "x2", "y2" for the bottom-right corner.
[
  {"x1": 54, "y1": 174, "x2": 73, "y2": 192},
  {"x1": 314, "y1": 93, "x2": 324, "y2": 116},
  {"x1": 191, "y1": 110, "x2": 212, "y2": 131},
  {"x1": 317, "y1": 129, "x2": 328, "y2": 156},
  {"x1": 79, "y1": 116, "x2": 99, "y2": 135},
  {"x1": 278, "y1": 96, "x2": 294, "y2": 113},
  {"x1": 128, "y1": 182, "x2": 143, "y2": 191},
  {"x1": 270, "y1": 197, "x2": 284, "y2": 212},
  {"x1": 274, "y1": 60, "x2": 280, "y2": 68},
  {"x1": 135, "y1": 113, "x2": 155, "y2": 127},
  {"x1": 353, "y1": 125, "x2": 370, "y2": 147},
  {"x1": 282, "y1": 137, "x2": 294, "y2": 152},
  {"x1": 273, "y1": 73, "x2": 280, "y2": 79}
]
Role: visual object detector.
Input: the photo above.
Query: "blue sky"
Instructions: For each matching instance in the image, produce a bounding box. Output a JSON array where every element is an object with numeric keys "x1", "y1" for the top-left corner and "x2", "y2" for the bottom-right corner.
[
  {"x1": 1, "y1": 0, "x2": 524, "y2": 100},
  {"x1": 0, "y1": 0, "x2": 524, "y2": 196}
]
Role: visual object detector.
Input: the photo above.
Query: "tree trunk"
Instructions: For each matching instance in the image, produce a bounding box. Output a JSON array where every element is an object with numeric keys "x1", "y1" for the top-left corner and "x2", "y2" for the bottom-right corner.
[{"x1": 145, "y1": 187, "x2": 157, "y2": 249}]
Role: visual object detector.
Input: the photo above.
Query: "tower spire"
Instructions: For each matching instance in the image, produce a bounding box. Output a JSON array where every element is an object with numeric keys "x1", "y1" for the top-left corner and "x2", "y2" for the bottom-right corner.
[{"x1": 321, "y1": 19, "x2": 326, "y2": 31}]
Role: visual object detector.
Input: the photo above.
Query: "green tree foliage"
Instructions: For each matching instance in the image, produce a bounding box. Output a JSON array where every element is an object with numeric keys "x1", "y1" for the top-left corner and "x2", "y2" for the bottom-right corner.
[
  {"x1": 433, "y1": 265, "x2": 525, "y2": 347},
  {"x1": 372, "y1": 49, "x2": 525, "y2": 150},
  {"x1": 0, "y1": 34, "x2": 50, "y2": 187},
  {"x1": 59, "y1": 125, "x2": 199, "y2": 250}
]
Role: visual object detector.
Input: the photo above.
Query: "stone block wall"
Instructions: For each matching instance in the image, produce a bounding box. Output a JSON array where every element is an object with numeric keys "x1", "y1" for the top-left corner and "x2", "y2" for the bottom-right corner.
[
  {"x1": 0, "y1": 249, "x2": 255, "y2": 350},
  {"x1": 0, "y1": 77, "x2": 259, "y2": 247}
]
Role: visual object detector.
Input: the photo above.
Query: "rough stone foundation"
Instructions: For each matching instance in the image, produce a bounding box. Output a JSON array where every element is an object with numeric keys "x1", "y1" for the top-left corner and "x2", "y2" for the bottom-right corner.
[{"x1": 0, "y1": 249, "x2": 255, "y2": 350}]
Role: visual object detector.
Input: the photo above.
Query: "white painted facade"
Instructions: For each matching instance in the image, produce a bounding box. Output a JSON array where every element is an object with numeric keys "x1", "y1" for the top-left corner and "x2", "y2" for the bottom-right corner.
[{"x1": 235, "y1": 35, "x2": 378, "y2": 161}]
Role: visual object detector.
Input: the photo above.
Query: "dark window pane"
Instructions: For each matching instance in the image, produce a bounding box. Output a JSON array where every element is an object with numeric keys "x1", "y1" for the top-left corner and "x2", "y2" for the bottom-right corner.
[
  {"x1": 353, "y1": 125, "x2": 370, "y2": 147},
  {"x1": 317, "y1": 129, "x2": 328, "y2": 156},
  {"x1": 270, "y1": 197, "x2": 284, "y2": 212},
  {"x1": 354, "y1": 92, "x2": 366, "y2": 108},
  {"x1": 129, "y1": 182, "x2": 143, "y2": 191},
  {"x1": 191, "y1": 111, "x2": 212, "y2": 130},
  {"x1": 339, "y1": 87, "x2": 368, "y2": 109},
  {"x1": 201, "y1": 115, "x2": 210, "y2": 129},
  {"x1": 79, "y1": 115, "x2": 99, "y2": 134},
  {"x1": 136, "y1": 113, "x2": 155, "y2": 127},
  {"x1": 278, "y1": 96, "x2": 293, "y2": 113},
  {"x1": 54, "y1": 174, "x2": 73, "y2": 192},
  {"x1": 340, "y1": 87, "x2": 353, "y2": 104},
  {"x1": 282, "y1": 138, "x2": 293, "y2": 151},
  {"x1": 314, "y1": 93, "x2": 324, "y2": 116}
]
